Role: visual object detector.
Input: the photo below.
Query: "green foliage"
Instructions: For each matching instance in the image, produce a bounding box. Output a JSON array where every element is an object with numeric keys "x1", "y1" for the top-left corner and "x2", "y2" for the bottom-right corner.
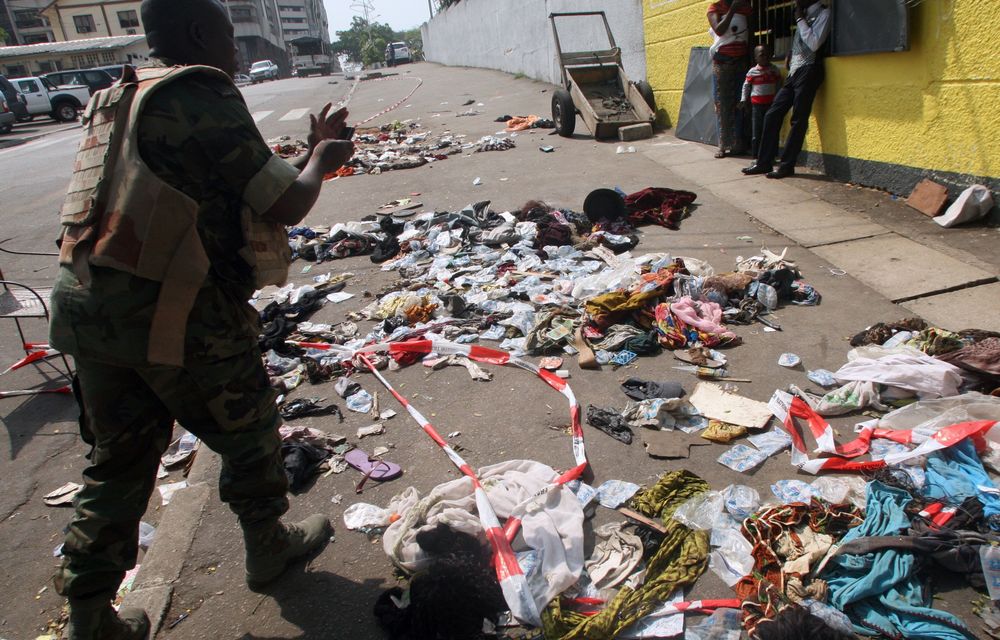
[
  {"x1": 331, "y1": 15, "x2": 395, "y2": 66},
  {"x1": 331, "y1": 17, "x2": 425, "y2": 65},
  {"x1": 0, "y1": 26, "x2": 9, "y2": 45}
]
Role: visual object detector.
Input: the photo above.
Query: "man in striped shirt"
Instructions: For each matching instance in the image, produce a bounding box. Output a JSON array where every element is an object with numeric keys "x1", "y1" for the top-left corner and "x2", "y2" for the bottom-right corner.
[{"x1": 739, "y1": 44, "x2": 782, "y2": 161}]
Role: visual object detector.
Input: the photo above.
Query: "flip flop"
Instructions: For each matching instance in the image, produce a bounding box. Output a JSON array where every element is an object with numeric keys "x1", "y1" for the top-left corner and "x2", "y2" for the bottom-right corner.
[
  {"x1": 376, "y1": 199, "x2": 423, "y2": 216},
  {"x1": 345, "y1": 448, "x2": 402, "y2": 493}
]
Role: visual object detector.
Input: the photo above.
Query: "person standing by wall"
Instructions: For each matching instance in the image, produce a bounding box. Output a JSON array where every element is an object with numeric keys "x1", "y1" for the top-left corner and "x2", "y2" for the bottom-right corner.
[
  {"x1": 707, "y1": 0, "x2": 752, "y2": 158},
  {"x1": 739, "y1": 43, "x2": 782, "y2": 161},
  {"x1": 743, "y1": 0, "x2": 831, "y2": 178}
]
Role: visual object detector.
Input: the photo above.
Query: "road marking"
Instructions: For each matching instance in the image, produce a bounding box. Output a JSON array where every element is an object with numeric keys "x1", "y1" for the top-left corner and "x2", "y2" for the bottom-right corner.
[
  {"x1": 251, "y1": 110, "x2": 274, "y2": 123},
  {"x1": 279, "y1": 108, "x2": 310, "y2": 121}
]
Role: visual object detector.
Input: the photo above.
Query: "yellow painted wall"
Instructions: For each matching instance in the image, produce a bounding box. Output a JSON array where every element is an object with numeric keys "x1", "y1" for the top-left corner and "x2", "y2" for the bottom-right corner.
[{"x1": 643, "y1": 0, "x2": 1000, "y2": 180}]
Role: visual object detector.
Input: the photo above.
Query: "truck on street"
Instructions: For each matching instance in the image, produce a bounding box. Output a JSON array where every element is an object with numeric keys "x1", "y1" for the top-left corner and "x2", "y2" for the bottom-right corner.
[{"x1": 290, "y1": 37, "x2": 332, "y2": 77}]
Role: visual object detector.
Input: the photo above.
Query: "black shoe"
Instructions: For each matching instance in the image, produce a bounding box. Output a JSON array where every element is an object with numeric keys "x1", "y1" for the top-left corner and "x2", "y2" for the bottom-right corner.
[
  {"x1": 742, "y1": 163, "x2": 771, "y2": 175},
  {"x1": 766, "y1": 166, "x2": 795, "y2": 179}
]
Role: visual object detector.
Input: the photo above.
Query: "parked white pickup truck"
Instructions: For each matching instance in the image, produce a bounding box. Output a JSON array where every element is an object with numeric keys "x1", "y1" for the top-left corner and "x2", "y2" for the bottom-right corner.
[{"x1": 11, "y1": 76, "x2": 90, "y2": 122}]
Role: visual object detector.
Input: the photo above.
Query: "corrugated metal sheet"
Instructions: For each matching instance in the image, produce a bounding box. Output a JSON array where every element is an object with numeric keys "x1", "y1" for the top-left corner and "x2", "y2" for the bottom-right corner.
[{"x1": 0, "y1": 35, "x2": 146, "y2": 59}]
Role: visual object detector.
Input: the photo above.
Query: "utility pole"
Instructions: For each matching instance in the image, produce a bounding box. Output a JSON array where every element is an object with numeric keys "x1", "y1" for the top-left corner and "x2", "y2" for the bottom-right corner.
[{"x1": 427, "y1": 0, "x2": 433, "y2": 20}]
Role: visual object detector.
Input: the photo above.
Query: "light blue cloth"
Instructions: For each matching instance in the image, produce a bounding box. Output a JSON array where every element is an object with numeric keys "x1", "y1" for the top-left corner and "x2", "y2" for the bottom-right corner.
[
  {"x1": 924, "y1": 438, "x2": 1000, "y2": 526},
  {"x1": 823, "y1": 481, "x2": 977, "y2": 639}
]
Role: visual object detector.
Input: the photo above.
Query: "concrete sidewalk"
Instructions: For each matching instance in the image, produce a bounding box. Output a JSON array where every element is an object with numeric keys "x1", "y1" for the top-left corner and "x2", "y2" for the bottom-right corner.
[
  {"x1": 641, "y1": 136, "x2": 1000, "y2": 332},
  {"x1": 117, "y1": 62, "x2": 993, "y2": 638}
]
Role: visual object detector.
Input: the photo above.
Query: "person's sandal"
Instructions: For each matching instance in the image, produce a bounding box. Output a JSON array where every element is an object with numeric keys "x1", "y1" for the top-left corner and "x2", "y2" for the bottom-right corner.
[{"x1": 714, "y1": 149, "x2": 727, "y2": 159}]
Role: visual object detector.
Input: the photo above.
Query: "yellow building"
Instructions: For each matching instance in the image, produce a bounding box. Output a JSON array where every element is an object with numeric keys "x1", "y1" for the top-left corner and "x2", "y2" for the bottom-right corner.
[
  {"x1": 643, "y1": 0, "x2": 999, "y2": 196},
  {"x1": 41, "y1": 0, "x2": 143, "y2": 42}
]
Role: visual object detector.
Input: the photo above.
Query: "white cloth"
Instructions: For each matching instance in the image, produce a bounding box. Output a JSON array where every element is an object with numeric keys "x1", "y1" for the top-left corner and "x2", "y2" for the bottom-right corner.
[
  {"x1": 381, "y1": 459, "x2": 584, "y2": 613},
  {"x1": 833, "y1": 351, "x2": 964, "y2": 399},
  {"x1": 585, "y1": 522, "x2": 643, "y2": 590}
]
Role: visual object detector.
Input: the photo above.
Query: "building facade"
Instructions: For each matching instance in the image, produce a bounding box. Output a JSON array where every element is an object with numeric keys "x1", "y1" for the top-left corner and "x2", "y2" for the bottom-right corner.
[
  {"x1": 35, "y1": 0, "x2": 288, "y2": 75},
  {"x1": 277, "y1": 0, "x2": 327, "y2": 42},
  {"x1": 2, "y1": 0, "x2": 58, "y2": 44},
  {"x1": 642, "y1": 0, "x2": 999, "y2": 197},
  {"x1": 0, "y1": 33, "x2": 148, "y2": 76},
  {"x1": 222, "y1": 0, "x2": 288, "y2": 74},
  {"x1": 41, "y1": 0, "x2": 142, "y2": 41}
]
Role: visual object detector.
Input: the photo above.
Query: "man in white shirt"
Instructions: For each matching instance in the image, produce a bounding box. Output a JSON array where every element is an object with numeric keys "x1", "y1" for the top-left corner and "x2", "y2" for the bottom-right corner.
[{"x1": 743, "y1": 0, "x2": 831, "y2": 179}]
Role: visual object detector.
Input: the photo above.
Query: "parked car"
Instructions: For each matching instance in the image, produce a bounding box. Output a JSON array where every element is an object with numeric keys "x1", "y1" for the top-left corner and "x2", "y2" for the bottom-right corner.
[
  {"x1": 12, "y1": 76, "x2": 90, "y2": 122},
  {"x1": 0, "y1": 98, "x2": 15, "y2": 134},
  {"x1": 385, "y1": 41, "x2": 411, "y2": 66},
  {"x1": 96, "y1": 64, "x2": 131, "y2": 81},
  {"x1": 249, "y1": 60, "x2": 279, "y2": 83},
  {"x1": 0, "y1": 74, "x2": 30, "y2": 122},
  {"x1": 234, "y1": 73, "x2": 251, "y2": 87},
  {"x1": 43, "y1": 68, "x2": 115, "y2": 94}
]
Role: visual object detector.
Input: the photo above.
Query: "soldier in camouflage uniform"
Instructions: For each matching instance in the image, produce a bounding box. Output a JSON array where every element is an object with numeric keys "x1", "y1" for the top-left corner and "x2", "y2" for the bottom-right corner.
[{"x1": 48, "y1": 1, "x2": 354, "y2": 638}]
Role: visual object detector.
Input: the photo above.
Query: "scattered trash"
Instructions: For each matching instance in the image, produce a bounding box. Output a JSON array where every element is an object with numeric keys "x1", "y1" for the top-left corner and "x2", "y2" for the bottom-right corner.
[
  {"x1": 689, "y1": 382, "x2": 773, "y2": 429},
  {"x1": 717, "y1": 444, "x2": 769, "y2": 472},
  {"x1": 357, "y1": 423, "x2": 385, "y2": 438},
  {"x1": 473, "y1": 177, "x2": 482, "y2": 186},
  {"x1": 42, "y1": 482, "x2": 83, "y2": 507},
  {"x1": 777, "y1": 352, "x2": 801, "y2": 368},
  {"x1": 539, "y1": 146, "x2": 555, "y2": 153},
  {"x1": 935, "y1": 184, "x2": 994, "y2": 228},
  {"x1": 595, "y1": 479, "x2": 640, "y2": 509},
  {"x1": 157, "y1": 481, "x2": 188, "y2": 506}
]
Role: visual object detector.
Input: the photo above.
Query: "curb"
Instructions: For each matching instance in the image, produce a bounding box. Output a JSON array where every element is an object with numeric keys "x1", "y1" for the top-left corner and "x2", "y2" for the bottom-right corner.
[{"x1": 122, "y1": 447, "x2": 219, "y2": 635}]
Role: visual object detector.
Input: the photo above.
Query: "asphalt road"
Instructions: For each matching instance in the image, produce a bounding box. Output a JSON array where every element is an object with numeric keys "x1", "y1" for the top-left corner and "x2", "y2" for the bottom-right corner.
[{"x1": 0, "y1": 64, "x2": 986, "y2": 638}]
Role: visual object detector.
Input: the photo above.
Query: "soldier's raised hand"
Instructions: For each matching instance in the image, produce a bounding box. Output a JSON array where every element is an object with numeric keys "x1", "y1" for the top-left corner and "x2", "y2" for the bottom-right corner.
[
  {"x1": 308, "y1": 104, "x2": 349, "y2": 149},
  {"x1": 313, "y1": 139, "x2": 354, "y2": 173}
]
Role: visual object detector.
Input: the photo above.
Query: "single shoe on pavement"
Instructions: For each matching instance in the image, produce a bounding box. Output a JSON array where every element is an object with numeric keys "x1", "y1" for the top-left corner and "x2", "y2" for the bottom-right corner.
[
  {"x1": 244, "y1": 514, "x2": 333, "y2": 589},
  {"x1": 66, "y1": 594, "x2": 149, "y2": 640}
]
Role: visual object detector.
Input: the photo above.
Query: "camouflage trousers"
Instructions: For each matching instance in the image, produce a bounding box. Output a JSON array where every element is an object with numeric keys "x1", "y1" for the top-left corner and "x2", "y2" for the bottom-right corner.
[{"x1": 54, "y1": 349, "x2": 288, "y2": 599}]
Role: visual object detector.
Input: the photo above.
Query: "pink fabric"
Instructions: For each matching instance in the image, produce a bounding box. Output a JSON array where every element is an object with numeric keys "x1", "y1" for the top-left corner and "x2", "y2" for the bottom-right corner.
[{"x1": 669, "y1": 297, "x2": 733, "y2": 337}]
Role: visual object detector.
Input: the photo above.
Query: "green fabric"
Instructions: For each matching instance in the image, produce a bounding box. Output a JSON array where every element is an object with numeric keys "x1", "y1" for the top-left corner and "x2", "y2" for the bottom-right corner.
[
  {"x1": 542, "y1": 470, "x2": 710, "y2": 639},
  {"x1": 55, "y1": 348, "x2": 288, "y2": 598}
]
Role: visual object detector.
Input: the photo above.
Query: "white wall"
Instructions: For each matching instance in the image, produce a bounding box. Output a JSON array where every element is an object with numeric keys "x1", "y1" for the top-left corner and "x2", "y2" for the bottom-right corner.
[{"x1": 421, "y1": 0, "x2": 646, "y2": 86}]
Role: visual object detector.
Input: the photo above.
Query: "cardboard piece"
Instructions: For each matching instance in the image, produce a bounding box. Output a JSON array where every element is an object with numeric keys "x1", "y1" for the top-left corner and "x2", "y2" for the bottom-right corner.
[
  {"x1": 906, "y1": 179, "x2": 949, "y2": 217},
  {"x1": 688, "y1": 382, "x2": 773, "y2": 429},
  {"x1": 642, "y1": 430, "x2": 711, "y2": 459}
]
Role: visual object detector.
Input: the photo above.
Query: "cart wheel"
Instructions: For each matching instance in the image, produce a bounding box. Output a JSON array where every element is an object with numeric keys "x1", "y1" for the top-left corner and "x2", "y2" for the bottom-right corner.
[
  {"x1": 552, "y1": 88, "x2": 576, "y2": 137},
  {"x1": 635, "y1": 81, "x2": 656, "y2": 112}
]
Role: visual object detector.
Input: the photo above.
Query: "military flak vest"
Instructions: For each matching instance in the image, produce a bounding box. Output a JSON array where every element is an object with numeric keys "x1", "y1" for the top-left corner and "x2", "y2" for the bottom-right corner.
[{"x1": 58, "y1": 65, "x2": 291, "y2": 366}]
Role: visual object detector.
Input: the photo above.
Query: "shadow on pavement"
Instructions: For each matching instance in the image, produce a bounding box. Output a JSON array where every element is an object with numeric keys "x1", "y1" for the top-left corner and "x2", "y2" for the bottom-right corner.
[
  {"x1": 0, "y1": 381, "x2": 77, "y2": 460},
  {"x1": 236, "y1": 566, "x2": 388, "y2": 640}
]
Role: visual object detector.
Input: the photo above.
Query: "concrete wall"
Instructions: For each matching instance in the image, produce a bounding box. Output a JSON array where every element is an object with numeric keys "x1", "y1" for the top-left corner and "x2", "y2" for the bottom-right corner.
[
  {"x1": 421, "y1": 0, "x2": 646, "y2": 87},
  {"x1": 643, "y1": 0, "x2": 999, "y2": 196}
]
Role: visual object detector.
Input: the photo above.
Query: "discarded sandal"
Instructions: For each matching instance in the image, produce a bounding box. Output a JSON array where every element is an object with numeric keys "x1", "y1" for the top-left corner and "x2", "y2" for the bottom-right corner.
[{"x1": 345, "y1": 448, "x2": 402, "y2": 493}]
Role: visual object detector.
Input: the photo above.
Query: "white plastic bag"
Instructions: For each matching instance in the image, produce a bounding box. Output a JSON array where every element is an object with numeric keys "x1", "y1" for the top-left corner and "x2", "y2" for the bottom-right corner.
[
  {"x1": 934, "y1": 185, "x2": 993, "y2": 228},
  {"x1": 672, "y1": 491, "x2": 723, "y2": 530}
]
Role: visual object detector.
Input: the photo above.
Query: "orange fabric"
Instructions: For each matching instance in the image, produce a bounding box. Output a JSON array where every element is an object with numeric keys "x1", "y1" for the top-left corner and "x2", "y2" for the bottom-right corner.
[{"x1": 506, "y1": 115, "x2": 539, "y2": 132}]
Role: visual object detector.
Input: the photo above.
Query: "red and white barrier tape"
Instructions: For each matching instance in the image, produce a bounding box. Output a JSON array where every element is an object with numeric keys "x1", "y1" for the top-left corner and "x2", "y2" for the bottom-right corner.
[
  {"x1": 352, "y1": 76, "x2": 423, "y2": 126},
  {"x1": 771, "y1": 390, "x2": 998, "y2": 474},
  {"x1": 356, "y1": 338, "x2": 589, "y2": 626}
]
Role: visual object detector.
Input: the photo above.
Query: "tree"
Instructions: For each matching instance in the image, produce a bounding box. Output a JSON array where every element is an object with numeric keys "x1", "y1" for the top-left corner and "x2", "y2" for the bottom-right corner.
[
  {"x1": 0, "y1": 26, "x2": 9, "y2": 46},
  {"x1": 399, "y1": 27, "x2": 423, "y2": 60},
  {"x1": 331, "y1": 15, "x2": 395, "y2": 66}
]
